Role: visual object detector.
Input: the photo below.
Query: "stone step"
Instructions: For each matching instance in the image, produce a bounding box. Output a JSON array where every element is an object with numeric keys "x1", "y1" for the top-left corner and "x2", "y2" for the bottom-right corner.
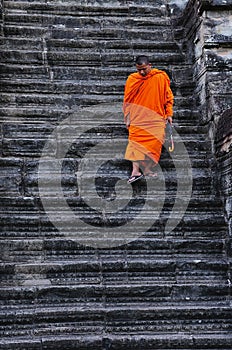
[
  {"x1": 0, "y1": 95, "x2": 195, "y2": 114},
  {"x1": 0, "y1": 332, "x2": 232, "y2": 350},
  {"x1": 1, "y1": 37, "x2": 177, "y2": 53},
  {"x1": 0, "y1": 237, "x2": 227, "y2": 261},
  {"x1": 50, "y1": 28, "x2": 175, "y2": 41},
  {"x1": 0, "y1": 281, "x2": 230, "y2": 306},
  {"x1": 0, "y1": 90, "x2": 192, "y2": 111},
  {"x1": 1, "y1": 212, "x2": 226, "y2": 240},
  {"x1": 0, "y1": 256, "x2": 228, "y2": 273},
  {"x1": 0, "y1": 106, "x2": 200, "y2": 127},
  {"x1": 0, "y1": 92, "x2": 192, "y2": 111},
  {"x1": 1, "y1": 187, "x2": 224, "y2": 213},
  {"x1": 0, "y1": 90, "x2": 193, "y2": 107},
  {"x1": 0, "y1": 75, "x2": 188, "y2": 94},
  {"x1": 3, "y1": 27, "x2": 175, "y2": 45},
  {"x1": 1, "y1": 177, "x2": 227, "y2": 216},
  {"x1": 0, "y1": 242, "x2": 228, "y2": 272},
  {"x1": 0, "y1": 192, "x2": 224, "y2": 210},
  {"x1": 1, "y1": 208, "x2": 226, "y2": 237},
  {"x1": 1, "y1": 182, "x2": 224, "y2": 211},
  {"x1": 0, "y1": 303, "x2": 231, "y2": 339},
  {"x1": 0, "y1": 63, "x2": 192, "y2": 83},
  {"x1": 0, "y1": 106, "x2": 204, "y2": 125},
  {"x1": 0, "y1": 198, "x2": 226, "y2": 215},
  {"x1": 0, "y1": 114, "x2": 208, "y2": 137},
  {"x1": 0, "y1": 133, "x2": 212, "y2": 156},
  {"x1": 0, "y1": 154, "x2": 213, "y2": 182},
  {"x1": 37, "y1": 210, "x2": 225, "y2": 227},
  {"x1": 3, "y1": 15, "x2": 172, "y2": 30},
  {"x1": 15, "y1": 12, "x2": 170, "y2": 24},
  {"x1": 4, "y1": 1, "x2": 168, "y2": 18},
  {"x1": 0, "y1": 256, "x2": 228, "y2": 286},
  {"x1": 0, "y1": 121, "x2": 208, "y2": 138},
  {"x1": 1, "y1": 159, "x2": 215, "y2": 197},
  {"x1": 0, "y1": 49, "x2": 184, "y2": 67},
  {"x1": 0, "y1": 113, "x2": 210, "y2": 138}
]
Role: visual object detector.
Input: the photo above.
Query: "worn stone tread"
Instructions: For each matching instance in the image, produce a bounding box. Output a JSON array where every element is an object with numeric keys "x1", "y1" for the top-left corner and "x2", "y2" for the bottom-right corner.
[
  {"x1": 1, "y1": 0, "x2": 231, "y2": 348},
  {"x1": 0, "y1": 332, "x2": 232, "y2": 350}
]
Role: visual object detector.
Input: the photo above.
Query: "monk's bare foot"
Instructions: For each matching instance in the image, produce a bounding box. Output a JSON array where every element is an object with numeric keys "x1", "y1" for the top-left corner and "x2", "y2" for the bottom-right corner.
[
  {"x1": 131, "y1": 172, "x2": 142, "y2": 177},
  {"x1": 145, "y1": 172, "x2": 157, "y2": 177},
  {"x1": 143, "y1": 164, "x2": 157, "y2": 176}
]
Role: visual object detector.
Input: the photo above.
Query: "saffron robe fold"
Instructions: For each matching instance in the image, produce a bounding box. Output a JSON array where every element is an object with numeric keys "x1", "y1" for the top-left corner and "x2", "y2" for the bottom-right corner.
[{"x1": 123, "y1": 68, "x2": 174, "y2": 164}]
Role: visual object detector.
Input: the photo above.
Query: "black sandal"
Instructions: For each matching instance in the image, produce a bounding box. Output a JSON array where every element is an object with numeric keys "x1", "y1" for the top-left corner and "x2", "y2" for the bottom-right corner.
[{"x1": 127, "y1": 174, "x2": 144, "y2": 183}]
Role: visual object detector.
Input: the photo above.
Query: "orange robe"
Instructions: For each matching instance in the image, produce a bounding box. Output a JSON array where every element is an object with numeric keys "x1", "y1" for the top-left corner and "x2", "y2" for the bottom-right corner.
[{"x1": 123, "y1": 68, "x2": 174, "y2": 164}]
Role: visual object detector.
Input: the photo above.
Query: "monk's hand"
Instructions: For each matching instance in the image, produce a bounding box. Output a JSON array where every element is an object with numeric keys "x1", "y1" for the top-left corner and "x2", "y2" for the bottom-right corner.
[{"x1": 166, "y1": 116, "x2": 173, "y2": 125}]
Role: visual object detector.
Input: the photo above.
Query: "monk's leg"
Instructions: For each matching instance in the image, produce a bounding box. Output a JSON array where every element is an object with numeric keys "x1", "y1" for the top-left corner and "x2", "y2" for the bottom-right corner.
[
  {"x1": 143, "y1": 158, "x2": 157, "y2": 175},
  {"x1": 131, "y1": 161, "x2": 142, "y2": 177}
]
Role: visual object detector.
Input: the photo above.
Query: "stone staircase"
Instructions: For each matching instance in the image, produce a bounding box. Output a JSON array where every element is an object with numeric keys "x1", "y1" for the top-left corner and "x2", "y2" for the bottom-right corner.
[{"x1": 0, "y1": 0, "x2": 231, "y2": 349}]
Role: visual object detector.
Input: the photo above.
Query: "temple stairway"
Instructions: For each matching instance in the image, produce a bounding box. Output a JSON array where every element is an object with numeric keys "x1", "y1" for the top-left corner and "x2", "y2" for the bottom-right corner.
[{"x1": 0, "y1": 1, "x2": 231, "y2": 349}]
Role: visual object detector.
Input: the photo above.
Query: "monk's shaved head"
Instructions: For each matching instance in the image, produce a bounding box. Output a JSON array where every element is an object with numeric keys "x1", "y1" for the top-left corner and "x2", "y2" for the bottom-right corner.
[
  {"x1": 135, "y1": 55, "x2": 150, "y2": 65},
  {"x1": 135, "y1": 55, "x2": 152, "y2": 76}
]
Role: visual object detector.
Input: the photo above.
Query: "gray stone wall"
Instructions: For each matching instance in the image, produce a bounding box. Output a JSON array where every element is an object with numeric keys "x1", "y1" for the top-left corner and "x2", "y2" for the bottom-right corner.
[
  {"x1": 177, "y1": 0, "x2": 232, "y2": 130},
  {"x1": 215, "y1": 108, "x2": 232, "y2": 252},
  {"x1": 167, "y1": 0, "x2": 189, "y2": 15},
  {"x1": 174, "y1": 0, "x2": 232, "y2": 252}
]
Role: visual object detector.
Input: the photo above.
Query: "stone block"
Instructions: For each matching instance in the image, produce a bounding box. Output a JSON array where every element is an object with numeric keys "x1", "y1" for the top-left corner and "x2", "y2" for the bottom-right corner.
[
  {"x1": 0, "y1": 340, "x2": 41, "y2": 350},
  {"x1": 41, "y1": 336, "x2": 102, "y2": 350},
  {"x1": 1, "y1": 50, "x2": 43, "y2": 64},
  {"x1": 0, "y1": 158, "x2": 23, "y2": 195},
  {"x1": 4, "y1": 25, "x2": 47, "y2": 38},
  {"x1": 0, "y1": 196, "x2": 39, "y2": 214},
  {"x1": 193, "y1": 333, "x2": 232, "y2": 348},
  {"x1": 1, "y1": 213, "x2": 41, "y2": 236},
  {"x1": 210, "y1": 0, "x2": 232, "y2": 5},
  {"x1": 2, "y1": 138, "x2": 55, "y2": 157},
  {"x1": 2, "y1": 123, "x2": 54, "y2": 138},
  {"x1": 0, "y1": 64, "x2": 49, "y2": 80},
  {"x1": 204, "y1": 9, "x2": 232, "y2": 37},
  {"x1": 2, "y1": 123, "x2": 56, "y2": 157},
  {"x1": 2, "y1": 38, "x2": 43, "y2": 51}
]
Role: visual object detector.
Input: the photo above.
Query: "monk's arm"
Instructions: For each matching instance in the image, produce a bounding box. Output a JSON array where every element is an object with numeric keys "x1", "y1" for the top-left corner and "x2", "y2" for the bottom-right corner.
[{"x1": 165, "y1": 85, "x2": 174, "y2": 122}]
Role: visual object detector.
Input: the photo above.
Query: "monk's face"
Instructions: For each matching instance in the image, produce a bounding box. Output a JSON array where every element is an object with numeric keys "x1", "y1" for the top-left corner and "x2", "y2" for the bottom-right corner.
[{"x1": 136, "y1": 63, "x2": 152, "y2": 77}]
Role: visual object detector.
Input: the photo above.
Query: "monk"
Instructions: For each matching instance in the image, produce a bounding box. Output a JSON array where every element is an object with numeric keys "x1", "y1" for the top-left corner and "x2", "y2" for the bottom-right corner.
[{"x1": 123, "y1": 55, "x2": 174, "y2": 183}]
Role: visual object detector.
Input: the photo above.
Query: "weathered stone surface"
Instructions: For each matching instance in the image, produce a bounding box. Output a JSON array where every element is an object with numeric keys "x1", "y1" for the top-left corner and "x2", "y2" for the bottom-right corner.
[
  {"x1": 0, "y1": 0, "x2": 231, "y2": 349},
  {"x1": 215, "y1": 108, "x2": 232, "y2": 241}
]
